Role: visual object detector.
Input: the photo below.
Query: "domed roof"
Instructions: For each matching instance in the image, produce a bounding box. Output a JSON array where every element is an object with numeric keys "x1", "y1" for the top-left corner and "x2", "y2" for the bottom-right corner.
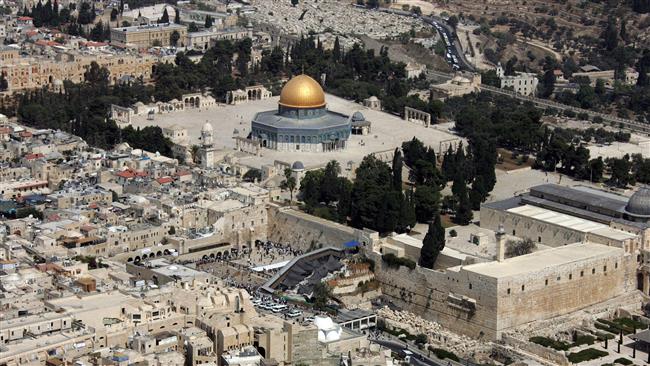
[
  {"x1": 202, "y1": 121, "x2": 213, "y2": 132},
  {"x1": 625, "y1": 187, "x2": 650, "y2": 218},
  {"x1": 291, "y1": 161, "x2": 304, "y2": 170},
  {"x1": 279, "y1": 75, "x2": 326, "y2": 109},
  {"x1": 351, "y1": 111, "x2": 365, "y2": 122}
]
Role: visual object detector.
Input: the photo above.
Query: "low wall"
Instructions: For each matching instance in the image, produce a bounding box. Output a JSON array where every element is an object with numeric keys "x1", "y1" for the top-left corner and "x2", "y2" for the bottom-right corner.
[{"x1": 501, "y1": 335, "x2": 570, "y2": 366}]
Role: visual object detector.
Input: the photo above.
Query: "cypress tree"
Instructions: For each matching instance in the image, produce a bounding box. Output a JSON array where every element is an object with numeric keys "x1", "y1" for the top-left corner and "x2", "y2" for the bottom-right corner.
[
  {"x1": 159, "y1": 8, "x2": 169, "y2": 23},
  {"x1": 419, "y1": 213, "x2": 445, "y2": 269},
  {"x1": 392, "y1": 148, "x2": 403, "y2": 191},
  {"x1": 333, "y1": 36, "x2": 341, "y2": 62},
  {"x1": 174, "y1": 8, "x2": 180, "y2": 24},
  {"x1": 455, "y1": 185, "x2": 473, "y2": 225}
]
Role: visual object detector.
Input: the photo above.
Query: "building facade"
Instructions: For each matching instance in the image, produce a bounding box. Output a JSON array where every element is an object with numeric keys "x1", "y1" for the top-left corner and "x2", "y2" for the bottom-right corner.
[{"x1": 251, "y1": 75, "x2": 351, "y2": 153}]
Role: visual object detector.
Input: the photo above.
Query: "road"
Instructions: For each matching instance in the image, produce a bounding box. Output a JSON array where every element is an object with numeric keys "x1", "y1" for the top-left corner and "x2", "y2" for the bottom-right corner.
[
  {"x1": 420, "y1": 16, "x2": 475, "y2": 72},
  {"x1": 377, "y1": 8, "x2": 475, "y2": 72}
]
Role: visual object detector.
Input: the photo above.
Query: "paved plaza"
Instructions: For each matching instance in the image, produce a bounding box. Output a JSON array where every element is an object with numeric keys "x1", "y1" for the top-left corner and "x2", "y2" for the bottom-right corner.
[{"x1": 130, "y1": 94, "x2": 464, "y2": 171}]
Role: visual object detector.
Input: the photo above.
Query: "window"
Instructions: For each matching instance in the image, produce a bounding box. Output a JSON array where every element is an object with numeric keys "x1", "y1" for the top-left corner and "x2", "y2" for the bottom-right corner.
[
  {"x1": 538, "y1": 236, "x2": 541, "y2": 243},
  {"x1": 469, "y1": 283, "x2": 472, "y2": 289},
  {"x1": 603, "y1": 265, "x2": 607, "y2": 272},
  {"x1": 615, "y1": 262, "x2": 618, "y2": 269},
  {"x1": 569, "y1": 274, "x2": 572, "y2": 280},
  {"x1": 580, "y1": 270, "x2": 584, "y2": 277},
  {"x1": 507, "y1": 288, "x2": 511, "y2": 295},
  {"x1": 521, "y1": 285, "x2": 525, "y2": 291},
  {"x1": 512, "y1": 230, "x2": 516, "y2": 235},
  {"x1": 545, "y1": 279, "x2": 548, "y2": 286},
  {"x1": 592, "y1": 268, "x2": 596, "y2": 274}
]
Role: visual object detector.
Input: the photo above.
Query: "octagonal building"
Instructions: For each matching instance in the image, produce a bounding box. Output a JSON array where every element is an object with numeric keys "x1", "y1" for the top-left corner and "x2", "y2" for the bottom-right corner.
[{"x1": 251, "y1": 75, "x2": 351, "y2": 152}]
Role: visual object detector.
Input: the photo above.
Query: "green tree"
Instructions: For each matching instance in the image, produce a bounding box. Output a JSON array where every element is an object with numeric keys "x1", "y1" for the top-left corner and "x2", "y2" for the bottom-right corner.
[
  {"x1": 159, "y1": 7, "x2": 169, "y2": 23},
  {"x1": 448, "y1": 15, "x2": 458, "y2": 29},
  {"x1": 299, "y1": 169, "x2": 324, "y2": 207},
  {"x1": 333, "y1": 36, "x2": 341, "y2": 62},
  {"x1": 414, "y1": 185, "x2": 440, "y2": 223},
  {"x1": 84, "y1": 61, "x2": 110, "y2": 85},
  {"x1": 454, "y1": 183, "x2": 473, "y2": 225},
  {"x1": 204, "y1": 15, "x2": 213, "y2": 28},
  {"x1": 281, "y1": 168, "x2": 297, "y2": 205},
  {"x1": 392, "y1": 148, "x2": 403, "y2": 191},
  {"x1": 540, "y1": 69, "x2": 555, "y2": 98},
  {"x1": 0, "y1": 73, "x2": 8, "y2": 91},
  {"x1": 602, "y1": 17, "x2": 618, "y2": 51},
  {"x1": 188, "y1": 22, "x2": 199, "y2": 32},
  {"x1": 320, "y1": 160, "x2": 341, "y2": 204},
  {"x1": 419, "y1": 213, "x2": 445, "y2": 269},
  {"x1": 242, "y1": 168, "x2": 262, "y2": 182},
  {"x1": 174, "y1": 8, "x2": 180, "y2": 24},
  {"x1": 170, "y1": 30, "x2": 180, "y2": 47}
]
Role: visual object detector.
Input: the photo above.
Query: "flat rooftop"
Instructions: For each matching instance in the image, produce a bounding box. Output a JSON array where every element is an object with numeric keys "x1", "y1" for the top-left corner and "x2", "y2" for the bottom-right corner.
[
  {"x1": 507, "y1": 204, "x2": 636, "y2": 241},
  {"x1": 465, "y1": 242, "x2": 623, "y2": 279}
]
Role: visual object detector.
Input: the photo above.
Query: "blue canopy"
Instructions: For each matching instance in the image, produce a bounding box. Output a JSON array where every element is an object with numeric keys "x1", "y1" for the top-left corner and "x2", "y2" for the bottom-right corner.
[{"x1": 344, "y1": 240, "x2": 359, "y2": 248}]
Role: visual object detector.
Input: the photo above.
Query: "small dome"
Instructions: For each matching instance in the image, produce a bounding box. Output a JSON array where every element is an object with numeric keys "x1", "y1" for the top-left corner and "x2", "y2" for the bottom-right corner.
[
  {"x1": 625, "y1": 187, "x2": 650, "y2": 218},
  {"x1": 202, "y1": 122, "x2": 213, "y2": 132},
  {"x1": 366, "y1": 96, "x2": 379, "y2": 101},
  {"x1": 351, "y1": 111, "x2": 365, "y2": 122},
  {"x1": 291, "y1": 161, "x2": 304, "y2": 170},
  {"x1": 279, "y1": 75, "x2": 326, "y2": 109}
]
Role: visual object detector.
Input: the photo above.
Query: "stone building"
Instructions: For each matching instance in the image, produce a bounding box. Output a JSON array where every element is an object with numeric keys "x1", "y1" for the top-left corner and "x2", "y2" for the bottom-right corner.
[
  {"x1": 251, "y1": 75, "x2": 351, "y2": 152},
  {"x1": 430, "y1": 72, "x2": 481, "y2": 100},
  {"x1": 371, "y1": 240, "x2": 632, "y2": 340},
  {"x1": 496, "y1": 63, "x2": 539, "y2": 96},
  {"x1": 110, "y1": 23, "x2": 188, "y2": 48},
  {"x1": 1, "y1": 51, "x2": 172, "y2": 93}
]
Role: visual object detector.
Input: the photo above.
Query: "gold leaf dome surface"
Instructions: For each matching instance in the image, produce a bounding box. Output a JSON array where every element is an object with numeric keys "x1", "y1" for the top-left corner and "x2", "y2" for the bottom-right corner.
[{"x1": 279, "y1": 75, "x2": 326, "y2": 109}]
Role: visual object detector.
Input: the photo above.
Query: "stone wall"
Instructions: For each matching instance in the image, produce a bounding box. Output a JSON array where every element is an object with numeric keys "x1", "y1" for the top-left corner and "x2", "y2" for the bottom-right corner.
[
  {"x1": 367, "y1": 243, "x2": 635, "y2": 340},
  {"x1": 268, "y1": 206, "x2": 377, "y2": 251},
  {"x1": 495, "y1": 250, "x2": 634, "y2": 331},
  {"x1": 501, "y1": 335, "x2": 569, "y2": 366},
  {"x1": 368, "y1": 250, "x2": 500, "y2": 339}
]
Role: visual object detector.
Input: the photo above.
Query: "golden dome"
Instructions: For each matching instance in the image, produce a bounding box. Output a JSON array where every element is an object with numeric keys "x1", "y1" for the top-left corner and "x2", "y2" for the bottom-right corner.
[{"x1": 278, "y1": 75, "x2": 326, "y2": 109}]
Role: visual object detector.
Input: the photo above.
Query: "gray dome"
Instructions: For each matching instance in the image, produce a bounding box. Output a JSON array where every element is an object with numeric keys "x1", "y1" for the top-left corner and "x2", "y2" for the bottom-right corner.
[
  {"x1": 351, "y1": 111, "x2": 365, "y2": 122},
  {"x1": 292, "y1": 161, "x2": 304, "y2": 170},
  {"x1": 625, "y1": 187, "x2": 650, "y2": 218}
]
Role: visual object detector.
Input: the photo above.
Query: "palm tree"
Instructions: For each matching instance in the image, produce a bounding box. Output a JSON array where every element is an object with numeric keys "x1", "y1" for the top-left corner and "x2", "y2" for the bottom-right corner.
[{"x1": 281, "y1": 168, "x2": 297, "y2": 206}]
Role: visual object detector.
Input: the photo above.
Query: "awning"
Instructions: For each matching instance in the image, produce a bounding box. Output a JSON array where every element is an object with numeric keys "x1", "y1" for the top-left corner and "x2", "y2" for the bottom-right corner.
[
  {"x1": 344, "y1": 240, "x2": 359, "y2": 248},
  {"x1": 630, "y1": 330, "x2": 650, "y2": 343}
]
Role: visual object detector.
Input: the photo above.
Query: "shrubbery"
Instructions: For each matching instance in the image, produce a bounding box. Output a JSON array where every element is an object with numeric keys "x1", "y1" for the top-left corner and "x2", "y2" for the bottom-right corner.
[
  {"x1": 567, "y1": 348, "x2": 608, "y2": 363},
  {"x1": 428, "y1": 347, "x2": 460, "y2": 362},
  {"x1": 381, "y1": 253, "x2": 416, "y2": 270}
]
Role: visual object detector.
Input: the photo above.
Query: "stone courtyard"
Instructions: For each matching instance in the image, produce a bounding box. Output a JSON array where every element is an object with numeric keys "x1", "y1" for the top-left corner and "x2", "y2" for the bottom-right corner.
[{"x1": 130, "y1": 94, "x2": 463, "y2": 171}]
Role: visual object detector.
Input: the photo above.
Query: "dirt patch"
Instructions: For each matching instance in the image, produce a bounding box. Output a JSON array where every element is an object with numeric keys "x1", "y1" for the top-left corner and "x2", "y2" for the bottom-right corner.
[
  {"x1": 496, "y1": 148, "x2": 533, "y2": 171},
  {"x1": 360, "y1": 35, "x2": 451, "y2": 71}
]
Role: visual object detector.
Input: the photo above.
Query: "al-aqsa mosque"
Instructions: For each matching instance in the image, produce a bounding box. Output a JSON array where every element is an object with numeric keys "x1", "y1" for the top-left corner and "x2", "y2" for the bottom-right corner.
[{"x1": 251, "y1": 75, "x2": 352, "y2": 152}]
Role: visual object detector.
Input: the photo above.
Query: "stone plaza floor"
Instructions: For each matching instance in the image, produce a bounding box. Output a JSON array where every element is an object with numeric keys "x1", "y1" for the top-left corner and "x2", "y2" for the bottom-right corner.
[{"x1": 130, "y1": 94, "x2": 465, "y2": 172}]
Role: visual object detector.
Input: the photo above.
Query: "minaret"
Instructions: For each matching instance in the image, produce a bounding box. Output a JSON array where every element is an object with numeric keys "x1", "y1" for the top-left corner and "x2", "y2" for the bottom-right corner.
[{"x1": 496, "y1": 224, "x2": 506, "y2": 262}]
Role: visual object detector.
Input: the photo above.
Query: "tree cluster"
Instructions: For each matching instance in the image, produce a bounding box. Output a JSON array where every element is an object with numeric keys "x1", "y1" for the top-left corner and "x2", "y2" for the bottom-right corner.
[{"x1": 16, "y1": 62, "x2": 174, "y2": 156}]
